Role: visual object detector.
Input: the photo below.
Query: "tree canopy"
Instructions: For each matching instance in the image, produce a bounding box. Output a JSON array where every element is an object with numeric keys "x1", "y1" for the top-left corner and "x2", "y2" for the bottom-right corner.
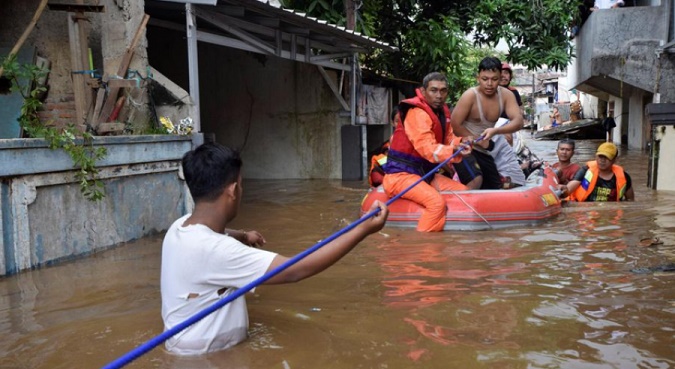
[{"x1": 281, "y1": 0, "x2": 578, "y2": 101}]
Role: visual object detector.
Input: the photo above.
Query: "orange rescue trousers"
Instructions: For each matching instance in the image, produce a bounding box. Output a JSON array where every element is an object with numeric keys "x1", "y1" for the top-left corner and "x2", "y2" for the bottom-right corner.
[{"x1": 383, "y1": 172, "x2": 468, "y2": 232}]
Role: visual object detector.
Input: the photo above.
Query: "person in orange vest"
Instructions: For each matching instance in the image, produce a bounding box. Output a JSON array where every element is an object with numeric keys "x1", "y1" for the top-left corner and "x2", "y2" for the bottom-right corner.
[
  {"x1": 368, "y1": 108, "x2": 401, "y2": 187},
  {"x1": 382, "y1": 72, "x2": 471, "y2": 232},
  {"x1": 559, "y1": 142, "x2": 635, "y2": 201}
]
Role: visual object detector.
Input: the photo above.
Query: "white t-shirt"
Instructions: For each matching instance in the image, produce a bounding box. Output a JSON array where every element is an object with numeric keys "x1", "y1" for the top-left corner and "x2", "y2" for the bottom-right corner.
[
  {"x1": 160, "y1": 214, "x2": 277, "y2": 355},
  {"x1": 490, "y1": 135, "x2": 527, "y2": 186}
]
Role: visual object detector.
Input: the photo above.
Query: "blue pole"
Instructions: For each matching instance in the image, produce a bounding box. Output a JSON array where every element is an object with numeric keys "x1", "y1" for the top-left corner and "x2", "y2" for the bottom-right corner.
[{"x1": 101, "y1": 139, "x2": 478, "y2": 369}]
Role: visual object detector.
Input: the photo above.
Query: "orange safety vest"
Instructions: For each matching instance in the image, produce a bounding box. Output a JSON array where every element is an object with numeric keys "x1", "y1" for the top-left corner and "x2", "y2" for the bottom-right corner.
[
  {"x1": 385, "y1": 89, "x2": 457, "y2": 176},
  {"x1": 368, "y1": 153, "x2": 388, "y2": 187},
  {"x1": 570, "y1": 161, "x2": 627, "y2": 202}
]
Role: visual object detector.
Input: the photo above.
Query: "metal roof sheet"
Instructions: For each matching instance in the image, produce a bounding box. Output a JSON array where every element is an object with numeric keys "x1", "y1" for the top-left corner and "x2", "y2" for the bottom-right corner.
[{"x1": 153, "y1": 0, "x2": 396, "y2": 52}]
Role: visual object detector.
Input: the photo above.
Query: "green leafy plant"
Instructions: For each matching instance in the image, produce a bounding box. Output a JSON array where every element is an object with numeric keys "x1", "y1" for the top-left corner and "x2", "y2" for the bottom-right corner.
[
  {"x1": 283, "y1": 0, "x2": 579, "y2": 85},
  {"x1": 2, "y1": 55, "x2": 107, "y2": 201}
]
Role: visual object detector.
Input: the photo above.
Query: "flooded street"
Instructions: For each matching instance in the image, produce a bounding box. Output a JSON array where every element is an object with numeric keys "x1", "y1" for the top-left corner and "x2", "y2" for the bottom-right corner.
[{"x1": 1, "y1": 137, "x2": 674, "y2": 369}]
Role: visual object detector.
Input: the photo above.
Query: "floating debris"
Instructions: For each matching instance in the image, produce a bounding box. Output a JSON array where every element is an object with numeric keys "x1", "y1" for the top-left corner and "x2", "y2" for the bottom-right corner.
[
  {"x1": 638, "y1": 237, "x2": 664, "y2": 248},
  {"x1": 630, "y1": 263, "x2": 675, "y2": 274}
]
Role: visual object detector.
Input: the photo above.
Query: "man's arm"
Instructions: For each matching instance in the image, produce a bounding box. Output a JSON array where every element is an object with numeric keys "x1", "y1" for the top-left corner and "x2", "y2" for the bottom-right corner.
[
  {"x1": 405, "y1": 109, "x2": 467, "y2": 164},
  {"x1": 450, "y1": 89, "x2": 475, "y2": 138},
  {"x1": 512, "y1": 89, "x2": 524, "y2": 116},
  {"x1": 263, "y1": 201, "x2": 388, "y2": 284},
  {"x1": 561, "y1": 166, "x2": 587, "y2": 197},
  {"x1": 225, "y1": 228, "x2": 266, "y2": 247},
  {"x1": 495, "y1": 91, "x2": 524, "y2": 134},
  {"x1": 624, "y1": 171, "x2": 634, "y2": 201}
]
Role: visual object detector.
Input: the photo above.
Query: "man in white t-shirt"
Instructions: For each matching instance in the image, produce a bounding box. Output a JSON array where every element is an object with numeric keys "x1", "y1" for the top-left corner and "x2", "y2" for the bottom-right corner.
[{"x1": 161, "y1": 142, "x2": 388, "y2": 355}]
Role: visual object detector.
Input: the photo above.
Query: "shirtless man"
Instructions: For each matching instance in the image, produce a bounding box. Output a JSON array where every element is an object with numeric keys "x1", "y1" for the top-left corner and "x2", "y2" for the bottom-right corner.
[
  {"x1": 552, "y1": 139, "x2": 580, "y2": 185},
  {"x1": 450, "y1": 57, "x2": 524, "y2": 189}
]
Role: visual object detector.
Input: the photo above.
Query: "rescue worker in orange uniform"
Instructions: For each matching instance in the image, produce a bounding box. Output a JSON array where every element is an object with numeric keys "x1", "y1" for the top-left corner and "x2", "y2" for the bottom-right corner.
[
  {"x1": 369, "y1": 108, "x2": 401, "y2": 187},
  {"x1": 382, "y1": 72, "x2": 471, "y2": 232},
  {"x1": 559, "y1": 142, "x2": 635, "y2": 201},
  {"x1": 369, "y1": 142, "x2": 389, "y2": 187}
]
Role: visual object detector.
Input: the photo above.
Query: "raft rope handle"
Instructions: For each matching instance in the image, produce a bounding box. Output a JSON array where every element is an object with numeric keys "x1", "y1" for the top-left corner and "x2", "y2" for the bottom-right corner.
[
  {"x1": 443, "y1": 187, "x2": 493, "y2": 229},
  {"x1": 101, "y1": 137, "x2": 483, "y2": 369}
]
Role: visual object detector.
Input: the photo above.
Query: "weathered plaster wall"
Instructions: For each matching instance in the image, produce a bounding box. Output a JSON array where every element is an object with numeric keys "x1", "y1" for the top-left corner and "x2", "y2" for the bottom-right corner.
[
  {"x1": 147, "y1": 27, "x2": 348, "y2": 179},
  {"x1": 0, "y1": 135, "x2": 193, "y2": 276},
  {"x1": 573, "y1": 4, "x2": 675, "y2": 103}
]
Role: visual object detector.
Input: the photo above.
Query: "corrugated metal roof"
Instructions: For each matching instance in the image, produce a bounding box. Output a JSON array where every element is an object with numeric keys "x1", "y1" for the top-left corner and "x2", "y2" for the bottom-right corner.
[
  {"x1": 230, "y1": 0, "x2": 396, "y2": 51},
  {"x1": 153, "y1": 0, "x2": 396, "y2": 52}
]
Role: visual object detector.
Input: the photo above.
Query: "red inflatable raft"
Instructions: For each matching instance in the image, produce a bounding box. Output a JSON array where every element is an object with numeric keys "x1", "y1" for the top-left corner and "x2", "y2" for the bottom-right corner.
[{"x1": 360, "y1": 167, "x2": 563, "y2": 231}]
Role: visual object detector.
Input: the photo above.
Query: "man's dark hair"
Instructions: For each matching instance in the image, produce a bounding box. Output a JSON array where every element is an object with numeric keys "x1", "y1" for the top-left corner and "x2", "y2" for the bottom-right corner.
[
  {"x1": 478, "y1": 57, "x2": 502, "y2": 73},
  {"x1": 558, "y1": 138, "x2": 576, "y2": 149},
  {"x1": 391, "y1": 105, "x2": 400, "y2": 122},
  {"x1": 182, "y1": 142, "x2": 242, "y2": 202},
  {"x1": 422, "y1": 72, "x2": 448, "y2": 88}
]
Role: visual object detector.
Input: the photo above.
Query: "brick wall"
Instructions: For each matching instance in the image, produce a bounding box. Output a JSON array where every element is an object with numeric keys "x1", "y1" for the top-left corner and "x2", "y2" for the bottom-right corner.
[{"x1": 37, "y1": 94, "x2": 80, "y2": 130}]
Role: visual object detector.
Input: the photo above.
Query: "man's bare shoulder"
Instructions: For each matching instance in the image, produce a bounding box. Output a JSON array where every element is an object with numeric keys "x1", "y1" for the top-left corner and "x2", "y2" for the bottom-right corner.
[
  {"x1": 456, "y1": 88, "x2": 476, "y2": 105},
  {"x1": 501, "y1": 87, "x2": 518, "y2": 103}
]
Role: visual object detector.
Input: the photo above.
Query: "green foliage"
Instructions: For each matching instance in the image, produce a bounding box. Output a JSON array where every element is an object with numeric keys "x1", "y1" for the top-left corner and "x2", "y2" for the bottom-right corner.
[
  {"x1": 2, "y1": 56, "x2": 107, "y2": 201},
  {"x1": 282, "y1": 0, "x2": 580, "y2": 102}
]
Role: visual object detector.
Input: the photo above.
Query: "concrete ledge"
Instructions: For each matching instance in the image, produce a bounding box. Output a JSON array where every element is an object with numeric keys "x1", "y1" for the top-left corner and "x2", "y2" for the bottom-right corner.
[
  {"x1": 646, "y1": 103, "x2": 675, "y2": 126},
  {"x1": 0, "y1": 135, "x2": 192, "y2": 177},
  {"x1": 0, "y1": 136, "x2": 193, "y2": 276}
]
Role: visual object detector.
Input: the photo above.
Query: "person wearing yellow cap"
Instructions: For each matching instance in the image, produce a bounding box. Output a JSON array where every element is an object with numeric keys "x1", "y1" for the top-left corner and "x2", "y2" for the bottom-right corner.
[{"x1": 559, "y1": 142, "x2": 634, "y2": 201}]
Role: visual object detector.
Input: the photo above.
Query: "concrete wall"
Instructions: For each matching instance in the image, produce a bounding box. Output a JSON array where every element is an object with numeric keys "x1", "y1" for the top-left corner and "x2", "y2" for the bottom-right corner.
[
  {"x1": 0, "y1": 135, "x2": 192, "y2": 276},
  {"x1": 628, "y1": 93, "x2": 646, "y2": 149},
  {"x1": 147, "y1": 28, "x2": 350, "y2": 180},
  {"x1": 573, "y1": 5, "x2": 671, "y2": 97},
  {"x1": 609, "y1": 96, "x2": 624, "y2": 143},
  {"x1": 570, "y1": 2, "x2": 675, "y2": 152},
  {"x1": 655, "y1": 125, "x2": 675, "y2": 191}
]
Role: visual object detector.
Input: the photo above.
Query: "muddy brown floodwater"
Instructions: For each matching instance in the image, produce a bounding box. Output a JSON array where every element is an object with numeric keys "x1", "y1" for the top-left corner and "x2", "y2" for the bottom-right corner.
[{"x1": 1, "y1": 137, "x2": 674, "y2": 369}]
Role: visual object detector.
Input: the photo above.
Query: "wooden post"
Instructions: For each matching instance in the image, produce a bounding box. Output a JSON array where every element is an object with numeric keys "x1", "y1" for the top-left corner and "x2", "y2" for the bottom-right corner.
[
  {"x1": 67, "y1": 13, "x2": 89, "y2": 128},
  {"x1": 186, "y1": 4, "x2": 201, "y2": 133},
  {"x1": 96, "y1": 14, "x2": 150, "y2": 125}
]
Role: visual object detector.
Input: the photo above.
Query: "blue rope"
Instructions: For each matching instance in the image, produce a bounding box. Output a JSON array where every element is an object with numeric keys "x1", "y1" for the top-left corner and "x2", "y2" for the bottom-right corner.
[{"x1": 101, "y1": 138, "x2": 480, "y2": 369}]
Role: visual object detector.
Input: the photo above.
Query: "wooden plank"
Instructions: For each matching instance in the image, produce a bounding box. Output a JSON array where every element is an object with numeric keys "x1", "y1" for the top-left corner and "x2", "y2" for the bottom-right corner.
[
  {"x1": 47, "y1": 1, "x2": 105, "y2": 13},
  {"x1": 76, "y1": 10, "x2": 93, "y2": 126},
  {"x1": 96, "y1": 122, "x2": 125, "y2": 134},
  {"x1": 88, "y1": 87, "x2": 105, "y2": 128},
  {"x1": 97, "y1": 14, "x2": 150, "y2": 124},
  {"x1": 107, "y1": 79, "x2": 140, "y2": 89},
  {"x1": 67, "y1": 13, "x2": 87, "y2": 128},
  {"x1": 186, "y1": 4, "x2": 201, "y2": 132}
]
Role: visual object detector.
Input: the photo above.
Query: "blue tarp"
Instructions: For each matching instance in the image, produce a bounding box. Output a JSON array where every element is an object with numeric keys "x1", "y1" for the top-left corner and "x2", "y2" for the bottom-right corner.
[{"x1": 1, "y1": 46, "x2": 36, "y2": 139}]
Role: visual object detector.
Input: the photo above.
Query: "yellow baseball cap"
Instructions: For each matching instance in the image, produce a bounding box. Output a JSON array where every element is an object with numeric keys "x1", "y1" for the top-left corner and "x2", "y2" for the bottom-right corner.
[{"x1": 596, "y1": 142, "x2": 618, "y2": 160}]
